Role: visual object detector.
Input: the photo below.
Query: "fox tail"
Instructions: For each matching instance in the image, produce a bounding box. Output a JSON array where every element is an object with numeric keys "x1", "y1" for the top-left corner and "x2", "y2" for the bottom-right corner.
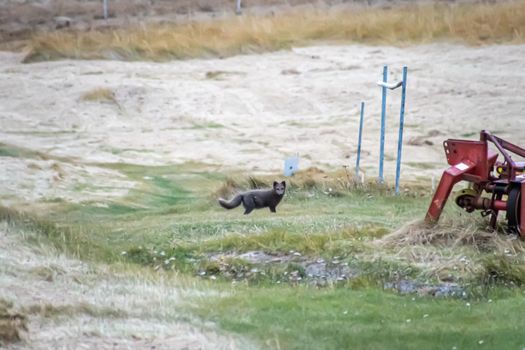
[{"x1": 218, "y1": 194, "x2": 242, "y2": 209}]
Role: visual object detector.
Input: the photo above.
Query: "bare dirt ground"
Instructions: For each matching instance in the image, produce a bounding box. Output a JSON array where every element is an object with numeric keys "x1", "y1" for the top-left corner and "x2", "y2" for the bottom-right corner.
[
  {"x1": 1, "y1": 43, "x2": 524, "y2": 206},
  {"x1": 0, "y1": 221, "x2": 253, "y2": 349}
]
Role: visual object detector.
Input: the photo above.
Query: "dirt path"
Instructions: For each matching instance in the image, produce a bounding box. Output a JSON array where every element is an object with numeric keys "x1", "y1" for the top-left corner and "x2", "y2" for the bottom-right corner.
[{"x1": 0, "y1": 222, "x2": 254, "y2": 349}]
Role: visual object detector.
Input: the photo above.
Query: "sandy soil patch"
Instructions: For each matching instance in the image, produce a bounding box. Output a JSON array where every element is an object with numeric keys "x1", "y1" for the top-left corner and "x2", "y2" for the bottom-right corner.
[{"x1": 1, "y1": 43, "x2": 524, "y2": 204}]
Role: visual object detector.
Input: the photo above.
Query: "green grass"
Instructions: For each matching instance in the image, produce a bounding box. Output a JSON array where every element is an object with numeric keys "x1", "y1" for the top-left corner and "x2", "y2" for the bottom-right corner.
[
  {"x1": 0, "y1": 143, "x2": 46, "y2": 159},
  {"x1": 0, "y1": 164, "x2": 431, "y2": 285},
  {"x1": 29, "y1": 162, "x2": 428, "y2": 258},
  {"x1": 44, "y1": 187, "x2": 429, "y2": 262},
  {"x1": 193, "y1": 286, "x2": 525, "y2": 350},
  {"x1": 3, "y1": 162, "x2": 525, "y2": 349}
]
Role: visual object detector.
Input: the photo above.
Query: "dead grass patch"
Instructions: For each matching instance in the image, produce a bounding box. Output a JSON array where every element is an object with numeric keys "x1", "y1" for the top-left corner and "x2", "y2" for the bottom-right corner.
[
  {"x1": 23, "y1": 302, "x2": 124, "y2": 319},
  {"x1": 0, "y1": 299, "x2": 27, "y2": 345},
  {"x1": 377, "y1": 218, "x2": 525, "y2": 253},
  {"x1": 81, "y1": 87, "x2": 116, "y2": 102},
  {"x1": 373, "y1": 217, "x2": 525, "y2": 283},
  {"x1": 23, "y1": 1, "x2": 525, "y2": 63},
  {"x1": 214, "y1": 167, "x2": 421, "y2": 201}
]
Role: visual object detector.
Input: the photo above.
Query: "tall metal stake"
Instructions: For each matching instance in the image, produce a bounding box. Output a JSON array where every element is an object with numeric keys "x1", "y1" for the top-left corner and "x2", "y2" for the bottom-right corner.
[
  {"x1": 395, "y1": 66, "x2": 408, "y2": 194},
  {"x1": 356, "y1": 102, "x2": 365, "y2": 178},
  {"x1": 236, "y1": 0, "x2": 242, "y2": 15},
  {"x1": 103, "y1": 0, "x2": 108, "y2": 20},
  {"x1": 378, "y1": 65, "x2": 388, "y2": 183}
]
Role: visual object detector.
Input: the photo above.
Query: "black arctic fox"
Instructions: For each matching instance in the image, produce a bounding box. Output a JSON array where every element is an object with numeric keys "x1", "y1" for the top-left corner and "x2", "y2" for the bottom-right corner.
[{"x1": 218, "y1": 181, "x2": 286, "y2": 215}]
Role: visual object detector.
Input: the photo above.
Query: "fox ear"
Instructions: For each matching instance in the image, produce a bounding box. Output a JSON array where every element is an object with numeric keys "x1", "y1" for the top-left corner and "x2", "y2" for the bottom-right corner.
[
  {"x1": 273, "y1": 181, "x2": 278, "y2": 187},
  {"x1": 281, "y1": 181, "x2": 286, "y2": 186}
]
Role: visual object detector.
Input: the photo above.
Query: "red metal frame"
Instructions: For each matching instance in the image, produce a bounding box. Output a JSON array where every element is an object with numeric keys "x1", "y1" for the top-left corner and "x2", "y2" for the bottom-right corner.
[{"x1": 425, "y1": 130, "x2": 525, "y2": 238}]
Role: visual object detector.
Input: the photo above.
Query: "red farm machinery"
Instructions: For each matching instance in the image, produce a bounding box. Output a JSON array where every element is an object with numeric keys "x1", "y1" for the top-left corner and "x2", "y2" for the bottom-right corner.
[{"x1": 425, "y1": 130, "x2": 525, "y2": 238}]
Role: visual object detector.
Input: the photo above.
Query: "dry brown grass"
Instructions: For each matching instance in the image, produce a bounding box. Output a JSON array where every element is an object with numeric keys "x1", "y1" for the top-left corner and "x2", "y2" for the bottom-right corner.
[
  {"x1": 23, "y1": 1, "x2": 525, "y2": 63},
  {"x1": 80, "y1": 87, "x2": 116, "y2": 103},
  {"x1": 0, "y1": 299, "x2": 27, "y2": 345},
  {"x1": 377, "y1": 218, "x2": 525, "y2": 253},
  {"x1": 373, "y1": 217, "x2": 525, "y2": 281},
  {"x1": 213, "y1": 166, "x2": 388, "y2": 200}
]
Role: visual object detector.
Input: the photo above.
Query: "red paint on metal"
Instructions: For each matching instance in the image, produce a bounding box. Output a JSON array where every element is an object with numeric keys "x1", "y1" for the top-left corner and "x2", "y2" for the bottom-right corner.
[
  {"x1": 492, "y1": 200, "x2": 507, "y2": 211},
  {"x1": 425, "y1": 131, "x2": 524, "y2": 238},
  {"x1": 425, "y1": 163, "x2": 474, "y2": 223}
]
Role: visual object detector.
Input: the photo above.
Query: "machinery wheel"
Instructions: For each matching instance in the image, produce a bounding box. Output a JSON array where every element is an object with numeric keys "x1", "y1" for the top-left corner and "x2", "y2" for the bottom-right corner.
[{"x1": 507, "y1": 187, "x2": 522, "y2": 235}]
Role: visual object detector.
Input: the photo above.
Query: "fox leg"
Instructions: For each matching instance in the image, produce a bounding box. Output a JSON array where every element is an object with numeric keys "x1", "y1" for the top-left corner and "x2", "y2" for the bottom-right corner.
[{"x1": 242, "y1": 196, "x2": 255, "y2": 215}]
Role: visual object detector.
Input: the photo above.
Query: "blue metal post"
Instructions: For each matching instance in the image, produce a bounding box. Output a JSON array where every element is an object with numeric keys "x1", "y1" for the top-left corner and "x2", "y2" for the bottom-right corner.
[
  {"x1": 103, "y1": 0, "x2": 108, "y2": 20},
  {"x1": 395, "y1": 66, "x2": 408, "y2": 194},
  {"x1": 378, "y1": 65, "x2": 388, "y2": 183},
  {"x1": 236, "y1": 0, "x2": 242, "y2": 14},
  {"x1": 356, "y1": 102, "x2": 365, "y2": 177}
]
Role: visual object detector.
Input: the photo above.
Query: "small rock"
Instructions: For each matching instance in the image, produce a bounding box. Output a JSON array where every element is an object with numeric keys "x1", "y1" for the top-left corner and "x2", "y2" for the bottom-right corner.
[
  {"x1": 281, "y1": 68, "x2": 300, "y2": 75},
  {"x1": 54, "y1": 16, "x2": 73, "y2": 29}
]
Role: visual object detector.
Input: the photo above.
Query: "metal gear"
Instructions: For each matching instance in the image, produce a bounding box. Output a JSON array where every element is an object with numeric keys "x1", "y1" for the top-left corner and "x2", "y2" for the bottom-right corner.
[{"x1": 455, "y1": 188, "x2": 478, "y2": 213}]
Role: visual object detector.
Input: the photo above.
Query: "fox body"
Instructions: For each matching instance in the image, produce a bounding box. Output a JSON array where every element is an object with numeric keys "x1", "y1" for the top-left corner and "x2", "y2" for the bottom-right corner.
[{"x1": 218, "y1": 181, "x2": 286, "y2": 215}]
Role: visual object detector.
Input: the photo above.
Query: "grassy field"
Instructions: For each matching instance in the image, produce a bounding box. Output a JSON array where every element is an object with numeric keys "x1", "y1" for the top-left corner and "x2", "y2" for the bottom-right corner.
[
  {"x1": 3, "y1": 0, "x2": 525, "y2": 345},
  {"x1": 2, "y1": 161, "x2": 525, "y2": 348},
  {"x1": 23, "y1": 1, "x2": 525, "y2": 63},
  {"x1": 193, "y1": 286, "x2": 525, "y2": 350}
]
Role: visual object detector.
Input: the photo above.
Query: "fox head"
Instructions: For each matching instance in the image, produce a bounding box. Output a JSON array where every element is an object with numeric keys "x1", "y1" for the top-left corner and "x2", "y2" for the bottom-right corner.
[{"x1": 273, "y1": 181, "x2": 286, "y2": 195}]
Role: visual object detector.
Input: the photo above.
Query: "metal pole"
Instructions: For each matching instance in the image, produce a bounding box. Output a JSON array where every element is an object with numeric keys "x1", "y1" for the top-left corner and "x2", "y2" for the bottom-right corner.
[
  {"x1": 378, "y1": 65, "x2": 388, "y2": 183},
  {"x1": 356, "y1": 101, "x2": 365, "y2": 178},
  {"x1": 395, "y1": 66, "x2": 408, "y2": 195},
  {"x1": 236, "y1": 0, "x2": 242, "y2": 15},
  {"x1": 103, "y1": 0, "x2": 108, "y2": 20}
]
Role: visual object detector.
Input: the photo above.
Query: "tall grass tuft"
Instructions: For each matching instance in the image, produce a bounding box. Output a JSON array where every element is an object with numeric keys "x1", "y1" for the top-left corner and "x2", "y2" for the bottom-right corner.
[
  {"x1": 23, "y1": 1, "x2": 525, "y2": 63},
  {"x1": 81, "y1": 87, "x2": 116, "y2": 104},
  {"x1": 0, "y1": 299, "x2": 27, "y2": 345}
]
